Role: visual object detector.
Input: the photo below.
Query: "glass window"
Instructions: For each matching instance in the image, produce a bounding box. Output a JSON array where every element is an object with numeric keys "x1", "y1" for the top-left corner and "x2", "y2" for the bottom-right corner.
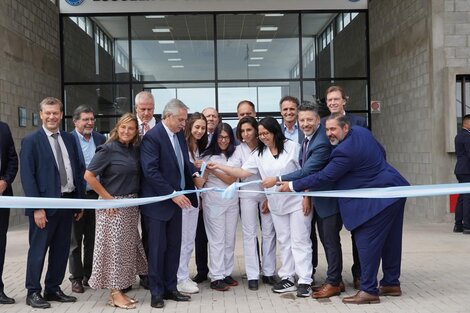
[
  {"x1": 131, "y1": 15, "x2": 215, "y2": 81},
  {"x1": 217, "y1": 13, "x2": 299, "y2": 80}
]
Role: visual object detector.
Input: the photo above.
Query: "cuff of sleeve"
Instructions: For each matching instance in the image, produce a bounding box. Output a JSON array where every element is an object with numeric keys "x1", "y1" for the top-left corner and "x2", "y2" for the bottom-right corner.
[{"x1": 288, "y1": 181, "x2": 294, "y2": 192}]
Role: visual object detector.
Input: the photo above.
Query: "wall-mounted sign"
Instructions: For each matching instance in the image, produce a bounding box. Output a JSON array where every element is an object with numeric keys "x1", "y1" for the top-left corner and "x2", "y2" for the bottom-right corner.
[
  {"x1": 371, "y1": 100, "x2": 381, "y2": 113},
  {"x1": 59, "y1": 0, "x2": 367, "y2": 14}
]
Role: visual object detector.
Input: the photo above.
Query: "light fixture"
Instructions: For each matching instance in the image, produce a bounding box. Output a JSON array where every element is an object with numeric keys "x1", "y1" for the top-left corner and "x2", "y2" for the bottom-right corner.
[
  {"x1": 168, "y1": 58, "x2": 182, "y2": 61},
  {"x1": 248, "y1": 64, "x2": 260, "y2": 67},
  {"x1": 158, "y1": 40, "x2": 175, "y2": 44},
  {"x1": 250, "y1": 57, "x2": 264, "y2": 60},
  {"x1": 264, "y1": 13, "x2": 284, "y2": 17},
  {"x1": 171, "y1": 65, "x2": 184, "y2": 68},
  {"x1": 259, "y1": 26, "x2": 278, "y2": 31},
  {"x1": 152, "y1": 27, "x2": 171, "y2": 33},
  {"x1": 253, "y1": 49, "x2": 268, "y2": 53},
  {"x1": 146, "y1": 15, "x2": 165, "y2": 19},
  {"x1": 256, "y1": 39, "x2": 272, "y2": 43},
  {"x1": 163, "y1": 50, "x2": 178, "y2": 53}
]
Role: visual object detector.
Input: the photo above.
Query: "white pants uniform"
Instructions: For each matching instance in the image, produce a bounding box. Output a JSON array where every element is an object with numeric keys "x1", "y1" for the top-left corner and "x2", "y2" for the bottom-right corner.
[
  {"x1": 203, "y1": 204, "x2": 239, "y2": 281},
  {"x1": 270, "y1": 208, "x2": 313, "y2": 285},
  {"x1": 176, "y1": 205, "x2": 199, "y2": 283},
  {"x1": 240, "y1": 196, "x2": 276, "y2": 280}
]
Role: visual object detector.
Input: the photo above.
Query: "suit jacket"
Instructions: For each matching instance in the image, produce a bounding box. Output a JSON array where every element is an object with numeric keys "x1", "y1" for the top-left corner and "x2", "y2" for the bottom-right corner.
[
  {"x1": 70, "y1": 129, "x2": 106, "y2": 190},
  {"x1": 454, "y1": 128, "x2": 470, "y2": 175},
  {"x1": 293, "y1": 126, "x2": 409, "y2": 231},
  {"x1": 280, "y1": 121, "x2": 305, "y2": 144},
  {"x1": 20, "y1": 127, "x2": 85, "y2": 216},
  {"x1": 281, "y1": 124, "x2": 339, "y2": 218},
  {"x1": 140, "y1": 122, "x2": 197, "y2": 221},
  {"x1": 0, "y1": 121, "x2": 18, "y2": 196},
  {"x1": 321, "y1": 113, "x2": 367, "y2": 128}
]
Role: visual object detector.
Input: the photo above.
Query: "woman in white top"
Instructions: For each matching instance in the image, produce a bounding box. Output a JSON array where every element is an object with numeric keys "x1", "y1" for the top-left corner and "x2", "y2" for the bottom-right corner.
[
  {"x1": 228, "y1": 116, "x2": 276, "y2": 291},
  {"x1": 200, "y1": 122, "x2": 239, "y2": 291},
  {"x1": 176, "y1": 113, "x2": 207, "y2": 294},
  {"x1": 207, "y1": 117, "x2": 313, "y2": 297}
]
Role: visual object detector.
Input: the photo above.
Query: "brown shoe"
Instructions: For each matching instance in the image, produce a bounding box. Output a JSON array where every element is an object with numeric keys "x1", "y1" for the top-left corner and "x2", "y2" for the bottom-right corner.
[
  {"x1": 71, "y1": 280, "x2": 84, "y2": 293},
  {"x1": 342, "y1": 291, "x2": 380, "y2": 304},
  {"x1": 353, "y1": 277, "x2": 360, "y2": 290},
  {"x1": 379, "y1": 285, "x2": 402, "y2": 296},
  {"x1": 312, "y1": 283, "x2": 341, "y2": 299}
]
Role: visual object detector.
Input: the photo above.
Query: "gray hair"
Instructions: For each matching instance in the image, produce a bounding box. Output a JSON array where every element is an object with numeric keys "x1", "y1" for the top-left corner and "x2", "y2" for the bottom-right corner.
[
  {"x1": 134, "y1": 91, "x2": 154, "y2": 108},
  {"x1": 39, "y1": 97, "x2": 63, "y2": 112},
  {"x1": 298, "y1": 102, "x2": 320, "y2": 119},
  {"x1": 326, "y1": 112, "x2": 351, "y2": 128},
  {"x1": 72, "y1": 105, "x2": 94, "y2": 121},
  {"x1": 162, "y1": 98, "x2": 189, "y2": 118}
]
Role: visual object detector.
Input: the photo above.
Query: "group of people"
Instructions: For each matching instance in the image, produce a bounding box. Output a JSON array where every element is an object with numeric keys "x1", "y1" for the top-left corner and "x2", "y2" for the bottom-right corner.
[{"x1": 0, "y1": 86, "x2": 412, "y2": 309}]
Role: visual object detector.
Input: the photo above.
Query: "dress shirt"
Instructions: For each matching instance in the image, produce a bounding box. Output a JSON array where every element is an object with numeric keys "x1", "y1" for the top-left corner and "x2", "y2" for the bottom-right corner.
[
  {"x1": 283, "y1": 122, "x2": 300, "y2": 142},
  {"x1": 76, "y1": 130, "x2": 97, "y2": 191},
  {"x1": 137, "y1": 117, "x2": 156, "y2": 136}
]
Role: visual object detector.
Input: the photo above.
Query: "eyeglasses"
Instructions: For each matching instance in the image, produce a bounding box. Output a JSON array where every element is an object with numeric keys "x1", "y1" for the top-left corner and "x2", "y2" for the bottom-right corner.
[
  {"x1": 217, "y1": 135, "x2": 230, "y2": 142},
  {"x1": 258, "y1": 132, "x2": 271, "y2": 137},
  {"x1": 80, "y1": 118, "x2": 95, "y2": 122}
]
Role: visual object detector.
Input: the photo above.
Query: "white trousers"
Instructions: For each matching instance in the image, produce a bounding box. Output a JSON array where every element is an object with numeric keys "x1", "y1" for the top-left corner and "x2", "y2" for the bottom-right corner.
[
  {"x1": 240, "y1": 197, "x2": 276, "y2": 280},
  {"x1": 271, "y1": 209, "x2": 313, "y2": 284},
  {"x1": 203, "y1": 205, "x2": 239, "y2": 281},
  {"x1": 176, "y1": 206, "x2": 199, "y2": 283}
]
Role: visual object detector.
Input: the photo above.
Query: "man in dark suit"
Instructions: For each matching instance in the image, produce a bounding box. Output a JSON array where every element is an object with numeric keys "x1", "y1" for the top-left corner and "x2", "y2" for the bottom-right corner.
[
  {"x1": 321, "y1": 85, "x2": 366, "y2": 288},
  {"x1": 0, "y1": 121, "x2": 18, "y2": 305},
  {"x1": 68, "y1": 105, "x2": 106, "y2": 293},
  {"x1": 453, "y1": 114, "x2": 470, "y2": 233},
  {"x1": 20, "y1": 97, "x2": 84, "y2": 309},
  {"x1": 279, "y1": 113, "x2": 409, "y2": 304},
  {"x1": 263, "y1": 103, "x2": 342, "y2": 298},
  {"x1": 280, "y1": 96, "x2": 305, "y2": 144},
  {"x1": 140, "y1": 98, "x2": 198, "y2": 308}
]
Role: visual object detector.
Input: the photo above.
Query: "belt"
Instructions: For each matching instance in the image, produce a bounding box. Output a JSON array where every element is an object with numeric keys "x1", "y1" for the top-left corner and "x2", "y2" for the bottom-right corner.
[
  {"x1": 85, "y1": 190, "x2": 97, "y2": 196},
  {"x1": 61, "y1": 191, "x2": 76, "y2": 198}
]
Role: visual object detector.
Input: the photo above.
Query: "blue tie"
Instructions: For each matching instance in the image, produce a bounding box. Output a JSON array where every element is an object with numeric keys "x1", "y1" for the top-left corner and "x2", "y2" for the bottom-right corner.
[{"x1": 174, "y1": 134, "x2": 185, "y2": 189}]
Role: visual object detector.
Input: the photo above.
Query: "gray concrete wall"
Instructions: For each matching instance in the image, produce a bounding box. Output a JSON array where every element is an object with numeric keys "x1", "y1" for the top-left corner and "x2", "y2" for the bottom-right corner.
[{"x1": 0, "y1": 0, "x2": 61, "y2": 226}]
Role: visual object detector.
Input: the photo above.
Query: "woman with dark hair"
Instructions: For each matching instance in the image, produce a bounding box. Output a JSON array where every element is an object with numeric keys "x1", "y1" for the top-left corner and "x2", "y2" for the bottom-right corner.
[
  {"x1": 84, "y1": 113, "x2": 147, "y2": 309},
  {"x1": 207, "y1": 116, "x2": 313, "y2": 297},
  {"x1": 199, "y1": 122, "x2": 238, "y2": 291},
  {"x1": 227, "y1": 117, "x2": 276, "y2": 291},
  {"x1": 176, "y1": 113, "x2": 207, "y2": 294}
]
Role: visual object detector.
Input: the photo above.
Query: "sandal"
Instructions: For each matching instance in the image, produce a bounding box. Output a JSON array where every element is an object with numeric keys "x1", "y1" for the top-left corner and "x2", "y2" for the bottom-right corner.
[{"x1": 108, "y1": 290, "x2": 136, "y2": 309}]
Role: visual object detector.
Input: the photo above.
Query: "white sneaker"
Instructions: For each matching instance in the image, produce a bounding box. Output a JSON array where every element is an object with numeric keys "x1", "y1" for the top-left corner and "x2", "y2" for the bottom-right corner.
[
  {"x1": 177, "y1": 279, "x2": 199, "y2": 294},
  {"x1": 188, "y1": 279, "x2": 198, "y2": 287}
]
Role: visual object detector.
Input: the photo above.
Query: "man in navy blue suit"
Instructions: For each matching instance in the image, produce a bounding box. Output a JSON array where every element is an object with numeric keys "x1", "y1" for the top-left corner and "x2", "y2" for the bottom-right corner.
[
  {"x1": 20, "y1": 97, "x2": 84, "y2": 309},
  {"x1": 453, "y1": 114, "x2": 470, "y2": 233},
  {"x1": 279, "y1": 113, "x2": 409, "y2": 304},
  {"x1": 0, "y1": 121, "x2": 18, "y2": 305},
  {"x1": 263, "y1": 103, "x2": 342, "y2": 298},
  {"x1": 140, "y1": 98, "x2": 198, "y2": 309},
  {"x1": 68, "y1": 105, "x2": 106, "y2": 293}
]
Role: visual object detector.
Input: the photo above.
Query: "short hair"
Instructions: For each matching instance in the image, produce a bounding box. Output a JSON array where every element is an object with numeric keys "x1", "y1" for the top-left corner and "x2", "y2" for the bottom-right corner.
[
  {"x1": 202, "y1": 107, "x2": 218, "y2": 117},
  {"x1": 72, "y1": 105, "x2": 94, "y2": 121},
  {"x1": 134, "y1": 91, "x2": 154, "y2": 108},
  {"x1": 237, "y1": 100, "x2": 255, "y2": 111},
  {"x1": 463, "y1": 114, "x2": 470, "y2": 124},
  {"x1": 39, "y1": 97, "x2": 63, "y2": 112},
  {"x1": 298, "y1": 103, "x2": 320, "y2": 118},
  {"x1": 325, "y1": 85, "x2": 348, "y2": 101},
  {"x1": 107, "y1": 113, "x2": 139, "y2": 146},
  {"x1": 236, "y1": 116, "x2": 258, "y2": 141},
  {"x1": 326, "y1": 112, "x2": 351, "y2": 128},
  {"x1": 279, "y1": 96, "x2": 300, "y2": 108},
  {"x1": 162, "y1": 98, "x2": 189, "y2": 118}
]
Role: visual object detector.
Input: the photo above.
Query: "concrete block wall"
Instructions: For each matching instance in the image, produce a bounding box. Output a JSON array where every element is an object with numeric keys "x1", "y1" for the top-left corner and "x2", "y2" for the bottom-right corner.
[{"x1": 0, "y1": 0, "x2": 61, "y2": 226}]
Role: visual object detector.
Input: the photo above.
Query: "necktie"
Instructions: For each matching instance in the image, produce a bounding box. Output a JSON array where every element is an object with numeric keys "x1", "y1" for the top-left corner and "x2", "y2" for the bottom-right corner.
[
  {"x1": 300, "y1": 137, "x2": 309, "y2": 167},
  {"x1": 173, "y1": 134, "x2": 186, "y2": 189},
  {"x1": 51, "y1": 133, "x2": 67, "y2": 187},
  {"x1": 140, "y1": 122, "x2": 149, "y2": 138}
]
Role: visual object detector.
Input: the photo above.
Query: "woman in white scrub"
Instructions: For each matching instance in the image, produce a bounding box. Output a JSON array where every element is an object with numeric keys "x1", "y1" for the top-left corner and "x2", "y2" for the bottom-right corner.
[
  {"x1": 207, "y1": 117, "x2": 313, "y2": 297},
  {"x1": 200, "y1": 123, "x2": 239, "y2": 291},
  {"x1": 228, "y1": 116, "x2": 276, "y2": 291},
  {"x1": 176, "y1": 113, "x2": 207, "y2": 294}
]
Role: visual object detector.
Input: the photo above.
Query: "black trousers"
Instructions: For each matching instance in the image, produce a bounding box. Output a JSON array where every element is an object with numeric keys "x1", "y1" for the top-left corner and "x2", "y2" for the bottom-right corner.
[
  {"x1": 317, "y1": 212, "x2": 343, "y2": 285},
  {"x1": 194, "y1": 210, "x2": 209, "y2": 276},
  {"x1": 0, "y1": 209, "x2": 9, "y2": 292},
  {"x1": 455, "y1": 174, "x2": 470, "y2": 229}
]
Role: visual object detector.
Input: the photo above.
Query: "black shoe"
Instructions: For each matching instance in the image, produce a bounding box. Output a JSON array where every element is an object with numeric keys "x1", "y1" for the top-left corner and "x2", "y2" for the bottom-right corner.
[
  {"x1": 0, "y1": 291, "x2": 15, "y2": 304},
  {"x1": 192, "y1": 273, "x2": 208, "y2": 283},
  {"x1": 44, "y1": 290, "x2": 77, "y2": 303},
  {"x1": 224, "y1": 276, "x2": 239, "y2": 286},
  {"x1": 262, "y1": 275, "x2": 278, "y2": 285},
  {"x1": 121, "y1": 285, "x2": 132, "y2": 293},
  {"x1": 454, "y1": 224, "x2": 463, "y2": 232},
  {"x1": 248, "y1": 280, "x2": 259, "y2": 291},
  {"x1": 151, "y1": 296, "x2": 164, "y2": 308},
  {"x1": 163, "y1": 290, "x2": 190, "y2": 301},
  {"x1": 464, "y1": 228, "x2": 470, "y2": 234},
  {"x1": 139, "y1": 275, "x2": 150, "y2": 290},
  {"x1": 26, "y1": 292, "x2": 51, "y2": 309},
  {"x1": 296, "y1": 284, "x2": 312, "y2": 297},
  {"x1": 210, "y1": 279, "x2": 230, "y2": 291}
]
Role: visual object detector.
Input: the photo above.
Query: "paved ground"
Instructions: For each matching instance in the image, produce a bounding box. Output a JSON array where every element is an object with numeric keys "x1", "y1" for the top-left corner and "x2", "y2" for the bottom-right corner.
[{"x1": 1, "y1": 221, "x2": 469, "y2": 313}]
